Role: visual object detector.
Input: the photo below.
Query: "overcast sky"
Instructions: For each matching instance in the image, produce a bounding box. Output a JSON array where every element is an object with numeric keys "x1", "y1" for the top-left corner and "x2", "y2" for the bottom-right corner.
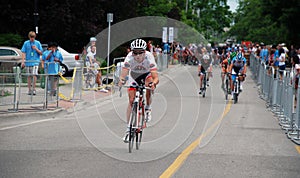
[{"x1": 227, "y1": 0, "x2": 238, "y2": 12}]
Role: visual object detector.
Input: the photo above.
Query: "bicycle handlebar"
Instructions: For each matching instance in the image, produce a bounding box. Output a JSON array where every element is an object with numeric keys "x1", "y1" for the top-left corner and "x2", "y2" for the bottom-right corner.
[{"x1": 119, "y1": 85, "x2": 153, "y2": 97}]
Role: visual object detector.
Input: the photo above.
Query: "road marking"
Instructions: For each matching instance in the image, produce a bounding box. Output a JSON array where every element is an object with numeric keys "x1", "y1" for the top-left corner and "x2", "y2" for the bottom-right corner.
[
  {"x1": 0, "y1": 118, "x2": 55, "y2": 131},
  {"x1": 160, "y1": 100, "x2": 232, "y2": 178},
  {"x1": 296, "y1": 146, "x2": 300, "y2": 154}
]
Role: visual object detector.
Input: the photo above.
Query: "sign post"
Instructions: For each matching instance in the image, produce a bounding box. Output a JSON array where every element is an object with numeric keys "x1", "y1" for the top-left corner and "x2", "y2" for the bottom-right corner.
[{"x1": 106, "y1": 13, "x2": 113, "y2": 87}]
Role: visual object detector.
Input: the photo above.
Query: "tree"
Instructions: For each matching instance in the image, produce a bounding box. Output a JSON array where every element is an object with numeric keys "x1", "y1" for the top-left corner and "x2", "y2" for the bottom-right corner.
[{"x1": 229, "y1": 0, "x2": 300, "y2": 46}]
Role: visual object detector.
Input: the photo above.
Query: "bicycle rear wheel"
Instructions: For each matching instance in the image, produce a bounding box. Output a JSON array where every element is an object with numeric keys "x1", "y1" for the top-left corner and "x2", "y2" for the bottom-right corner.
[
  {"x1": 225, "y1": 78, "x2": 229, "y2": 100},
  {"x1": 129, "y1": 103, "x2": 138, "y2": 153},
  {"x1": 202, "y1": 74, "x2": 206, "y2": 98},
  {"x1": 233, "y1": 81, "x2": 238, "y2": 104}
]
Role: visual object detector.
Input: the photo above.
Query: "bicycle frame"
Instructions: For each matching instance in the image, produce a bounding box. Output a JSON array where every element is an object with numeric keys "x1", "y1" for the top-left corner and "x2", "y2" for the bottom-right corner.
[
  {"x1": 224, "y1": 72, "x2": 230, "y2": 100},
  {"x1": 232, "y1": 73, "x2": 242, "y2": 104},
  {"x1": 121, "y1": 84, "x2": 151, "y2": 153}
]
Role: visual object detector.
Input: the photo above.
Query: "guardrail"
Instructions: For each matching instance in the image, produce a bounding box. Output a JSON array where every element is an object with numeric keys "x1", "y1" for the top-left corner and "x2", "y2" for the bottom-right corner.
[{"x1": 249, "y1": 53, "x2": 300, "y2": 145}]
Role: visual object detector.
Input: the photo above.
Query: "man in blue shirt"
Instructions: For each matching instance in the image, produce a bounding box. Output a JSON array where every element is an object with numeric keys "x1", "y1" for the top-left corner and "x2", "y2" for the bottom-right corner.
[
  {"x1": 21, "y1": 31, "x2": 43, "y2": 95},
  {"x1": 260, "y1": 43, "x2": 269, "y2": 64},
  {"x1": 42, "y1": 42, "x2": 63, "y2": 96}
]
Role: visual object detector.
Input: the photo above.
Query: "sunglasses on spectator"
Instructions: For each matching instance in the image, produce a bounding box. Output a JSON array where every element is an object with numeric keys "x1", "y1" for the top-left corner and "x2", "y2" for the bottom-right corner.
[
  {"x1": 30, "y1": 36, "x2": 35, "y2": 38},
  {"x1": 133, "y1": 51, "x2": 145, "y2": 55}
]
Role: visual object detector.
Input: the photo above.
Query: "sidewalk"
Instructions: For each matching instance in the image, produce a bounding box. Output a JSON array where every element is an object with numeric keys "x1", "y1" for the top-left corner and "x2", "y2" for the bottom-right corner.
[{"x1": 0, "y1": 64, "x2": 179, "y2": 118}]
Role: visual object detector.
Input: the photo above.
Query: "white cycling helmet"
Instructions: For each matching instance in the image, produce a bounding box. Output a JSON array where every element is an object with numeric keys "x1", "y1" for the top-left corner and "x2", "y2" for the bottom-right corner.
[
  {"x1": 90, "y1": 37, "x2": 97, "y2": 42},
  {"x1": 130, "y1": 39, "x2": 147, "y2": 50}
]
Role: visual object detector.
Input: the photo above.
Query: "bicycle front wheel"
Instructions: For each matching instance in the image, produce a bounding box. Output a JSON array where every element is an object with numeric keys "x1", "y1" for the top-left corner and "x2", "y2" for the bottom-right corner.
[
  {"x1": 136, "y1": 110, "x2": 145, "y2": 150},
  {"x1": 129, "y1": 103, "x2": 138, "y2": 153}
]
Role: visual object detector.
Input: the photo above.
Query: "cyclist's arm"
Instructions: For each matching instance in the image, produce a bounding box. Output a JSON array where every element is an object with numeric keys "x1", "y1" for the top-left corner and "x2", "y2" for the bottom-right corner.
[
  {"x1": 150, "y1": 70, "x2": 159, "y2": 86},
  {"x1": 243, "y1": 64, "x2": 247, "y2": 75},
  {"x1": 242, "y1": 58, "x2": 247, "y2": 74},
  {"x1": 120, "y1": 68, "x2": 128, "y2": 80},
  {"x1": 228, "y1": 63, "x2": 233, "y2": 74},
  {"x1": 208, "y1": 64, "x2": 213, "y2": 73}
]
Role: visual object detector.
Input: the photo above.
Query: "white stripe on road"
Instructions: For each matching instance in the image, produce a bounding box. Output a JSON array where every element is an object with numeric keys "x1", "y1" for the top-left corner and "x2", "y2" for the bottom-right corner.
[{"x1": 0, "y1": 118, "x2": 56, "y2": 131}]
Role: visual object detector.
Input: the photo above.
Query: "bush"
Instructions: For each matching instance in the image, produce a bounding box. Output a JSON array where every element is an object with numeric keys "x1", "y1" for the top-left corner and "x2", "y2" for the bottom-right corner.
[{"x1": 0, "y1": 33, "x2": 23, "y2": 48}]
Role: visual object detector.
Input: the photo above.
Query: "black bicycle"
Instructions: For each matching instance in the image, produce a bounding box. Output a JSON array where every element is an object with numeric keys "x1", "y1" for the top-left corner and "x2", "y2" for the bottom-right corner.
[
  {"x1": 200, "y1": 71, "x2": 210, "y2": 98},
  {"x1": 223, "y1": 72, "x2": 230, "y2": 100},
  {"x1": 120, "y1": 83, "x2": 152, "y2": 153},
  {"x1": 232, "y1": 73, "x2": 244, "y2": 104}
]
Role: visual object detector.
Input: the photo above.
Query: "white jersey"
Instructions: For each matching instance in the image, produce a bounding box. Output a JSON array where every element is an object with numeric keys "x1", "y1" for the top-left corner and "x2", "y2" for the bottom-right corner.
[{"x1": 123, "y1": 51, "x2": 157, "y2": 75}]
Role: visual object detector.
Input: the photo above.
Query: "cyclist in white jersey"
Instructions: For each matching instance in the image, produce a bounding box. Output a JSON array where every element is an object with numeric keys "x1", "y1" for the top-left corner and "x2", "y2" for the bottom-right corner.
[{"x1": 119, "y1": 39, "x2": 159, "y2": 142}]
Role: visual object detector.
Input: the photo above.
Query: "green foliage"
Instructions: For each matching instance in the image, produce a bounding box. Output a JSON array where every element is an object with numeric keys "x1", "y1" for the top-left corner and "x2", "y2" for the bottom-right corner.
[
  {"x1": 229, "y1": 0, "x2": 300, "y2": 45},
  {"x1": 0, "y1": 33, "x2": 23, "y2": 48}
]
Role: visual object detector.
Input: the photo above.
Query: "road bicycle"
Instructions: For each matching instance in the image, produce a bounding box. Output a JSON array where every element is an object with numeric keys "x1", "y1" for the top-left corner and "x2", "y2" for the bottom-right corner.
[
  {"x1": 232, "y1": 73, "x2": 244, "y2": 104},
  {"x1": 223, "y1": 72, "x2": 230, "y2": 100},
  {"x1": 120, "y1": 83, "x2": 152, "y2": 153},
  {"x1": 83, "y1": 66, "x2": 98, "y2": 90},
  {"x1": 200, "y1": 71, "x2": 210, "y2": 98}
]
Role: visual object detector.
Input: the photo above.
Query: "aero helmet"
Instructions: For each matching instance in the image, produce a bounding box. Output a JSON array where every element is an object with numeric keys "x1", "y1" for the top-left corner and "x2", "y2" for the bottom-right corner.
[
  {"x1": 90, "y1": 37, "x2": 97, "y2": 42},
  {"x1": 130, "y1": 39, "x2": 147, "y2": 50}
]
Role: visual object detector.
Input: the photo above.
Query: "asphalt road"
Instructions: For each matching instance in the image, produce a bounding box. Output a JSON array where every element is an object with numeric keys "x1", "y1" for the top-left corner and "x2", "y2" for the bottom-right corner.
[{"x1": 1, "y1": 65, "x2": 300, "y2": 178}]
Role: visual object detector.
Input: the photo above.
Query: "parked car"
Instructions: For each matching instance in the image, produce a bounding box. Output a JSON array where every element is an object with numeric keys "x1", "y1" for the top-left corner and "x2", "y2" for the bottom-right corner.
[
  {"x1": 42, "y1": 44, "x2": 82, "y2": 76},
  {"x1": 0, "y1": 46, "x2": 22, "y2": 72}
]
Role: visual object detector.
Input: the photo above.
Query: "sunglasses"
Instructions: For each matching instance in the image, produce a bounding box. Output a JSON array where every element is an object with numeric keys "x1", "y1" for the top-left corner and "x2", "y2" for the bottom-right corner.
[{"x1": 133, "y1": 51, "x2": 144, "y2": 55}]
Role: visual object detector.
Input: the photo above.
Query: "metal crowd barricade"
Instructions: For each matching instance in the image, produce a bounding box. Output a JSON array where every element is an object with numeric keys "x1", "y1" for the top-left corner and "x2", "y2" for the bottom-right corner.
[
  {"x1": 156, "y1": 53, "x2": 169, "y2": 72},
  {"x1": 19, "y1": 70, "x2": 59, "y2": 111},
  {"x1": 249, "y1": 53, "x2": 300, "y2": 145},
  {"x1": 289, "y1": 82, "x2": 300, "y2": 144},
  {"x1": 0, "y1": 60, "x2": 71, "y2": 112},
  {"x1": 0, "y1": 72, "x2": 19, "y2": 112}
]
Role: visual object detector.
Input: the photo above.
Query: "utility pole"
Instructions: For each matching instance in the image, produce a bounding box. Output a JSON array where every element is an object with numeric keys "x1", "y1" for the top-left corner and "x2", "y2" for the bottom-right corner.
[{"x1": 33, "y1": 0, "x2": 39, "y2": 34}]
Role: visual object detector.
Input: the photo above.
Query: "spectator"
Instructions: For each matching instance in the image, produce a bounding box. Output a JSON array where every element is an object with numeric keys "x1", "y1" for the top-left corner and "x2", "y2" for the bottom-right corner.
[
  {"x1": 293, "y1": 64, "x2": 300, "y2": 108},
  {"x1": 42, "y1": 42, "x2": 63, "y2": 96},
  {"x1": 147, "y1": 40, "x2": 154, "y2": 53},
  {"x1": 182, "y1": 46, "x2": 193, "y2": 65},
  {"x1": 163, "y1": 43, "x2": 169, "y2": 54},
  {"x1": 290, "y1": 45, "x2": 298, "y2": 67},
  {"x1": 278, "y1": 47, "x2": 286, "y2": 80},
  {"x1": 21, "y1": 31, "x2": 43, "y2": 95}
]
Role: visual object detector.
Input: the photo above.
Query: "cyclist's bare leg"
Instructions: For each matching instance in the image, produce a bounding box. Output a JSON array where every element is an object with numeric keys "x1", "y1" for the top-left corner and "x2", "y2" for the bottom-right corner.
[
  {"x1": 145, "y1": 76, "x2": 153, "y2": 106},
  {"x1": 127, "y1": 89, "x2": 135, "y2": 124},
  {"x1": 199, "y1": 74, "x2": 204, "y2": 89}
]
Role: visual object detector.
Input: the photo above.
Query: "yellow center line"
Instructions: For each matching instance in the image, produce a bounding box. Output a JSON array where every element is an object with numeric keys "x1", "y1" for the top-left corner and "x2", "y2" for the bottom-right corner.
[
  {"x1": 296, "y1": 146, "x2": 300, "y2": 154},
  {"x1": 160, "y1": 100, "x2": 232, "y2": 178}
]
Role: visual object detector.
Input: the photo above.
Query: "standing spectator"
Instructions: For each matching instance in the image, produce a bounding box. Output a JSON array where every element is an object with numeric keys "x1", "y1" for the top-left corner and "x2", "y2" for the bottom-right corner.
[
  {"x1": 290, "y1": 45, "x2": 297, "y2": 67},
  {"x1": 293, "y1": 64, "x2": 300, "y2": 108},
  {"x1": 147, "y1": 40, "x2": 154, "y2": 53},
  {"x1": 86, "y1": 37, "x2": 107, "y2": 92},
  {"x1": 278, "y1": 47, "x2": 286, "y2": 80},
  {"x1": 182, "y1": 46, "x2": 193, "y2": 65},
  {"x1": 163, "y1": 43, "x2": 169, "y2": 54},
  {"x1": 87, "y1": 37, "x2": 97, "y2": 55},
  {"x1": 42, "y1": 42, "x2": 63, "y2": 96},
  {"x1": 21, "y1": 31, "x2": 43, "y2": 95},
  {"x1": 273, "y1": 44, "x2": 280, "y2": 78},
  {"x1": 260, "y1": 43, "x2": 269, "y2": 65}
]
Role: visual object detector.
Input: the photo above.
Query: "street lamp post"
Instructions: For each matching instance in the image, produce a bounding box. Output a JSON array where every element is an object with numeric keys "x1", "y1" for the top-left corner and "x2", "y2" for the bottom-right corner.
[
  {"x1": 34, "y1": 0, "x2": 39, "y2": 34},
  {"x1": 106, "y1": 13, "x2": 113, "y2": 87}
]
